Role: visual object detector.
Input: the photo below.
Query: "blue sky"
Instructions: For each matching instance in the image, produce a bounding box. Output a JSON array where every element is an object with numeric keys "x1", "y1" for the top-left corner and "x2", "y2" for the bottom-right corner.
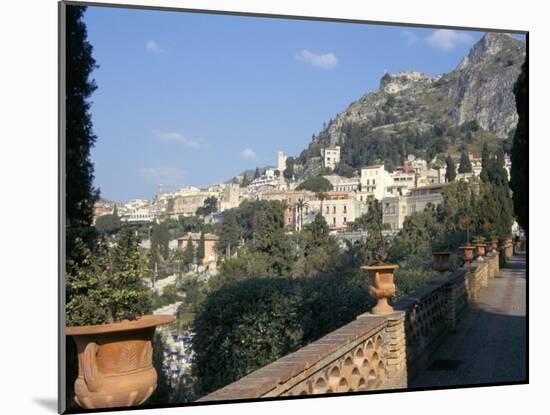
[{"x1": 84, "y1": 6, "x2": 525, "y2": 202}]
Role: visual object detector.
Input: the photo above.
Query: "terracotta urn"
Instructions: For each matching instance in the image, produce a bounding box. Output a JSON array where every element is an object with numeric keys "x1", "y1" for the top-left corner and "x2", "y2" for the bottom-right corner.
[
  {"x1": 458, "y1": 245, "x2": 475, "y2": 267},
  {"x1": 361, "y1": 264, "x2": 399, "y2": 314},
  {"x1": 432, "y1": 251, "x2": 451, "y2": 274},
  {"x1": 475, "y1": 244, "x2": 486, "y2": 257},
  {"x1": 66, "y1": 314, "x2": 175, "y2": 409}
]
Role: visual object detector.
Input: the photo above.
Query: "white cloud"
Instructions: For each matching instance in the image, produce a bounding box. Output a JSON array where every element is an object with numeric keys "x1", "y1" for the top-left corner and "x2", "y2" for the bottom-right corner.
[
  {"x1": 402, "y1": 29, "x2": 419, "y2": 45},
  {"x1": 295, "y1": 49, "x2": 338, "y2": 69},
  {"x1": 140, "y1": 167, "x2": 185, "y2": 186},
  {"x1": 425, "y1": 29, "x2": 474, "y2": 51},
  {"x1": 145, "y1": 40, "x2": 163, "y2": 54},
  {"x1": 152, "y1": 130, "x2": 208, "y2": 149},
  {"x1": 240, "y1": 148, "x2": 257, "y2": 160}
]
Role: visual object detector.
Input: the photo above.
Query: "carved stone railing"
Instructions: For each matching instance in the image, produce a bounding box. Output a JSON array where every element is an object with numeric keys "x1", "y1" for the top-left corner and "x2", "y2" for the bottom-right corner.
[{"x1": 198, "y1": 252, "x2": 500, "y2": 401}]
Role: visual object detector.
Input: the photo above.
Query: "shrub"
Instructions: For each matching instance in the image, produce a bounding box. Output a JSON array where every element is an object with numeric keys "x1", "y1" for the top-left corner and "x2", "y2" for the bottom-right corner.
[
  {"x1": 192, "y1": 275, "x2": 369, "y2": 396},
  {"x1": 66, "y1": 225, "x2": 152, "y2": 326}
]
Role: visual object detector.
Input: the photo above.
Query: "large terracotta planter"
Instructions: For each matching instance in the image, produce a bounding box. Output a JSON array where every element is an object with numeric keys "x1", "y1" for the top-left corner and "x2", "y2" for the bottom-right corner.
[
  {"x1": 66, "y1": 315, "x2": 175, "y2": 409},
  {"x1": 361, "y1": 264, "x2": 399, "y2": 314},
  {"x1": 432, "y1": 251, "x2": 451, "y2": 275},
  {"x1": 459, "y1": 245, "x2": 475, "y2": 267},
  {"x1": 475, "y1": 244, "x2": 486, "y2": 257}
]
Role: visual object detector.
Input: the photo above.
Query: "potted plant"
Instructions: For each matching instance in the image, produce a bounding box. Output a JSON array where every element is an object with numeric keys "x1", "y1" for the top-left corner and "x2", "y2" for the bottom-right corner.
[{"x1": 66, "y1": 226, "x2": 174, "y2": 409}]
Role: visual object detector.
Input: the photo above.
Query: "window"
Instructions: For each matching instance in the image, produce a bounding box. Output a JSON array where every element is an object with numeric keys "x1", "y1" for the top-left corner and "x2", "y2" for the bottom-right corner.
[
  {"x1": 343, "y1": 217, "x2": 347, "y2": 224},
  {"x1": 326, "y1": 206, "x2": 329, "y2": 214},
  {"x1": 367, "y1": 179, "x2": 370, "y2": 185},
  {"x1": 373, "y1": 179, "x2": 376, "y2": 185},
  {"x1": 343, "y1": 205, "x2": 347, "y2": 214},
  {"x1": 333, "y1": 206, "x2": 336, "y2": 214},
  {"x1": 333, "y1": 217, "x2": 336, "y2": 225}
]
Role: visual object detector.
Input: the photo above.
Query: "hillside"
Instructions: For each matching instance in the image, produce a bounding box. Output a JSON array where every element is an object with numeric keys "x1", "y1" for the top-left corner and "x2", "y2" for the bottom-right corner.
[{"x1": 295, "y1": 33, "x2": 525, "y2": 178}]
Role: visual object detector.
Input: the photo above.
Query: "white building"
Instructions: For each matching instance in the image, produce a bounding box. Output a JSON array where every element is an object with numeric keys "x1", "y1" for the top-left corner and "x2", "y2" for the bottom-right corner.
[
  {"x1": 277, "y1": 151, "x2": 288, "y2": 174},
  {"x1": 388, "y1": 168, "x2": 416, "y2": 196},
  {"x1": 321, "y1": 146, "x2": 341, "y2": 170},
  {"x1": 360, "y1": 165, "x2": 393, "y2": 200},
  {"x1": 306, "y1": 192, "x2": 368, "y2": 230},
  {"x1": 322, "y1": 174, "x2": 360, "y2": 193},
  {"x1": 382, "y1": 183, "x2": 448, "y2": 230}
]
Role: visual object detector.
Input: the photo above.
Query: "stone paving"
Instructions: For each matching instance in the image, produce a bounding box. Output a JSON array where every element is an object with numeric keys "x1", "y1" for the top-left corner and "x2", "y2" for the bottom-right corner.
[{"x1": 411, "y1": 253, "x2": 527, "y2": 388}]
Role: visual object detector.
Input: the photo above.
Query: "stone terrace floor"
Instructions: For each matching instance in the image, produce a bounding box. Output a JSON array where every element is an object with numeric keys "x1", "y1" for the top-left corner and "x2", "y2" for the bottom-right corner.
[{"x1": 411, "y1": 253, "x2": 527, "y2": 388}]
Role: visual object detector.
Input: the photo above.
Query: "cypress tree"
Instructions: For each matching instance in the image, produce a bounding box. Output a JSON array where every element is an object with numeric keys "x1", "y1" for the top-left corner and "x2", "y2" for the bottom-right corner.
[
  {"x1": 480, "y1": 142, "x2": 490, "y2": 182},
  {"x1": 445, "y1": 155, "x2": 456, "y2": 182},
  {"x1": 66, "y1": 5, "x2": 100, "y2": 268},
  {"x1": 510, "y1": 60, "x2": 528, "y2": 233},
  {"x1": 197, "y1": 232, "x2": 206, "y2": 264},
  {"x1": 183, "y1": 236, "x2": 195, "y2": 269},
  {"x1": 458, "y1": 150, "x2": 473, "y2": 173}
]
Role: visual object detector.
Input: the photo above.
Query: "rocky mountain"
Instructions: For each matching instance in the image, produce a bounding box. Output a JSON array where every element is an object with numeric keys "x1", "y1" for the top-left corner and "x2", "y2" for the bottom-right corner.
[{"x1": 296, "y1": 33, "x2": 525, "y2": 177}]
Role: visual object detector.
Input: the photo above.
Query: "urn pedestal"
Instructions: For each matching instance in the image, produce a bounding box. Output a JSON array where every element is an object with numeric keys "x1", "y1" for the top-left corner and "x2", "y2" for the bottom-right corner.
[
  {"x1": 361, "y1": 264, "x2": 399, "y2": 314},
  {"x1": 475, "y1": 244, "x2": 487, "y2": 258},
  {"x1": 432, "y1": 251, "x2": 451, "y2": 276},
  {"x1": 459, "y1": 246, "x2": 475, "y2": 268},
  {"x1": 66, "y1": 315, "x2": 175, "y2": 409}
]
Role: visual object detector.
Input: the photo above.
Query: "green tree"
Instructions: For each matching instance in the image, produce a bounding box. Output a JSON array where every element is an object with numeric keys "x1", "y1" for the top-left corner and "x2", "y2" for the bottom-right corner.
[
  {"x1": 94, "y1": 213, "x2": 121, "y2": 235},
  {"x1": 283, "y1": 157, "x2": 295, "y2": 180},
  {"x1": 217, "y1": 209, "x2": 240, "y2": 255},
  {"x1": 511, "y1": 59, "x2": 528, "y2": 233},
  {"x1": 196, "y1": 196, "x2": 218, "y2": 216},
  {"x1": 480, "y1": 142, "x2": 491, "y2": 182},
  {"x1": 65, "y1": 5, "x2": 100, "y2": 269},
  {"x1": 192, "y1": 275, "x2": 369, "y2": 396},
  {"x1": 240, "y1": 174, "x2": 251, "y2": 188},
  {"x1": 445, "y1": 155, "x2": 456, "y2": 182},
  {"x1": 458, "y1": 150, "x2": 473, "y2": 173},
  {"x1": 296, "y1": 176, "x2": 333, "y2": 192},
  {"x1": 197, "y1": 232, "x2": 206, "y2": 264},
  {"x1": 183, "y1": 236, "x2": 195, "y2": 269},
  {"x1": 150, "y1": 221, "x2": 170, "y2": 260}
]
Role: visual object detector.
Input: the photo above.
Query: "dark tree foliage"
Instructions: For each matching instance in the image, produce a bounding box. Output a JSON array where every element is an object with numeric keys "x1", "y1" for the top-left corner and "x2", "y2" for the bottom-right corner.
[
  {"x1": 458, "y1": 150, "x2": 473, "y2": 173},
  {"x1": 65, "y1": 7, "x2": 99, "y2": 408},
  {"x1": 511, "y1": 59, "x2": 528, "y2": 233},
  {"x1": 217, "y1": 209, "x2": 240, "y2": 255},
  {"x1": 240, "y1": 173, "x2": 251, "y2": 187},
  {"x1": 183, "y1": 236, "x2": 195, "y2": 267},
  {"x1": 390, "y1": 210, "x2": 443, "y2": 262},
  {"x1": 334, "y1": 162, "x2": 356, "y2": 178},
  {"x1": 295, "y1": 176, "x2": 333, "y2": 192},
  {"x1": 196, "y1": 196, "x2": 218, "y2": 216},
  {"x1": 480, "y1": 142, "x2": 491, "y2": 182},
  {"x1": 253, "y1": 167, "x2": 261, "y2": 180},
  {"x1": 445, "y1": 155, "x2": 456, "y2": 182},
  {"x1": 192, "y1": 275, "x2": 369, "y2": 396},
  {"x1": 94, "y1": 213, "x2": 121, "y2": 235},
  {"x1": 197, "y1": 232, "x2": 206, "y2": 264},
  {"x1": 283, "y1": 157, "x2": 295, "y2": 180},
  {"x1": 150, "y1": 221, "x2": 170, "y2": 260},
  {"x1": 66, "y1": 5, "x2": 100, "y2": 269}
]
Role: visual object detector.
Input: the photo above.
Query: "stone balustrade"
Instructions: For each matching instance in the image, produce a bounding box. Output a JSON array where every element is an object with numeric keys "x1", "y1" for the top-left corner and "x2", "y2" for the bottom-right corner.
[{"x1": 198, "y1": 251, "x2": 501, "y2": 401}]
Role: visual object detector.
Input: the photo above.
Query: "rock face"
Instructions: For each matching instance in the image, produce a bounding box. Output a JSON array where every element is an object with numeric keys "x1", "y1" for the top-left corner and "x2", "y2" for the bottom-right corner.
[
  {"x1": 300, "y1": 33, "x2": 525, "y2": 170},
  {"x1": 451, "y1": 33, "x2": 525, "y2": 137}
]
